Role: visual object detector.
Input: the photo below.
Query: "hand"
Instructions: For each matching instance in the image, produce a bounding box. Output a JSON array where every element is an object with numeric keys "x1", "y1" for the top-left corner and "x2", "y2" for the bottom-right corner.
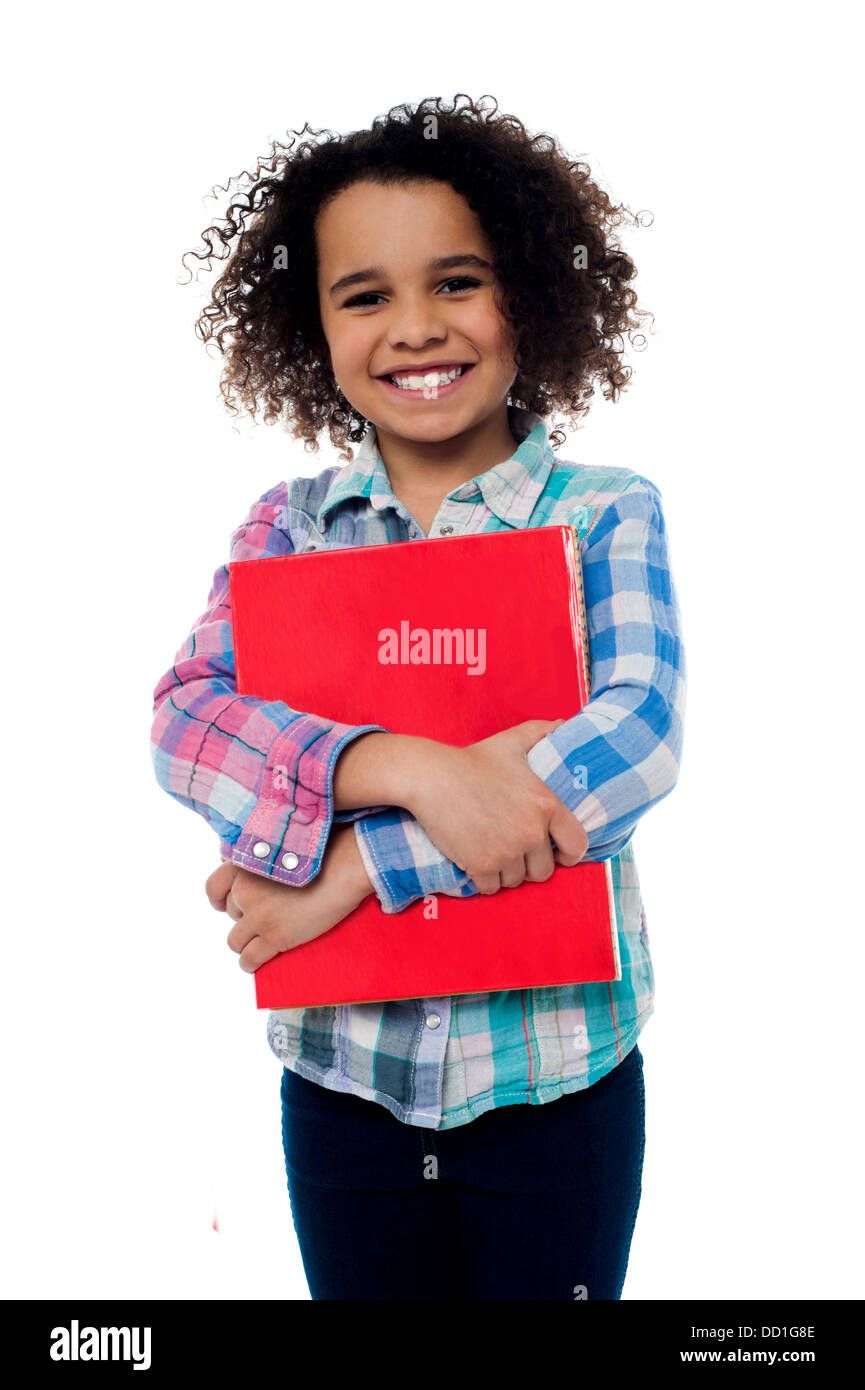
[
  {"x1": 205, "y1": 824, "x2": 374, "y2": 973},
  {"x1": 403, "y1": 719, "x2": 589, "y2": 895}
]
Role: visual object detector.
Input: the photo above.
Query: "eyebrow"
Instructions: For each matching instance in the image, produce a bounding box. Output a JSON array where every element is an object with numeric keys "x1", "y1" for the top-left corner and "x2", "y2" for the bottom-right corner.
[{"x1": 328, "y1": 253, "x2": 493, "y2": 298}]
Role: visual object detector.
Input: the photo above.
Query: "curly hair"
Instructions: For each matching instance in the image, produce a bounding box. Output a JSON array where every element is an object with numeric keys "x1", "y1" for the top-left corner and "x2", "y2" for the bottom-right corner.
[{"x1": 183, "y1": 93, "x2": 653, "y2": 460}]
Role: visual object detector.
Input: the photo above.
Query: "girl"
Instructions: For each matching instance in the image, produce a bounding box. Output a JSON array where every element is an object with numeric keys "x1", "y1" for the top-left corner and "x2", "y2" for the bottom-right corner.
[{"x1": 151, "y1": 93, "x2": 686, "y2": 1301}]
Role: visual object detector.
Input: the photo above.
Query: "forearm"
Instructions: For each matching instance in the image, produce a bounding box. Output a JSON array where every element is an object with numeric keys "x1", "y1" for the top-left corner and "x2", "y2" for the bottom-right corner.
[
  {"x1": 353, "y1": 809, "x2": 477, "y2": 913},
  {"x1": 332, "y1": 731, "x2": 440, "y2": 814},
  {"x1": 329, "y1": 821, "x2": 377, "y2": 902}
]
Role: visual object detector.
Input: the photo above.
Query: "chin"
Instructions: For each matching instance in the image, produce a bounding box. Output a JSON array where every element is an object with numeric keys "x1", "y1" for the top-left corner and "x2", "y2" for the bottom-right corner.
[{"x1": 381, "y1": 413, "x2": 474, "y2": 441}]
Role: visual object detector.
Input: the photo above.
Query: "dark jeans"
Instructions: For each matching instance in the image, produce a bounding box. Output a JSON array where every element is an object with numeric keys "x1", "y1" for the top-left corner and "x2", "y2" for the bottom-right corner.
[{"x1": 280, "y1": 1042, "x2": 645, "y2": 1300}]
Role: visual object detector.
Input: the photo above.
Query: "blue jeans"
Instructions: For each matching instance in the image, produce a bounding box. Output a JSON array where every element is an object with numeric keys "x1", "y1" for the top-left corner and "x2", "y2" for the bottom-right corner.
[{"x1": 280, "y1": 1041, "x2": 645, "y2": 1300}]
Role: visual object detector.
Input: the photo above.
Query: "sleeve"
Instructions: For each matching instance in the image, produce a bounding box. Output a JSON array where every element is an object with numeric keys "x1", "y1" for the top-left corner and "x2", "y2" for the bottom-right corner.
[
  {"x1": 149, "y1": 484, "x2": 393, "y2": 886},
  {"x1": 352, "y1": 476, "x2": 687, "y2": 913}
]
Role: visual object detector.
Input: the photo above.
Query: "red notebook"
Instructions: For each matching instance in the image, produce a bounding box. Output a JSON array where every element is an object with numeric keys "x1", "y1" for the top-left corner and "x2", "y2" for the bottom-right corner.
[{"x1": 230, "y1": 525, "x2": 622, "y2": 1008}]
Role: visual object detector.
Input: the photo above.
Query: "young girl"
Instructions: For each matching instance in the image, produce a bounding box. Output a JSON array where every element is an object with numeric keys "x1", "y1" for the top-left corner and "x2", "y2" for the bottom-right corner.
[{"x1": 151, "y1": 93, "x2": 686, "y2": 1301}]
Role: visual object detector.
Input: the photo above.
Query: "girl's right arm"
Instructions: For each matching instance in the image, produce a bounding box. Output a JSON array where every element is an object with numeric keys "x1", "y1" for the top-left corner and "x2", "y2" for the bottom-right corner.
[
  {"x1": 334, "y1": 722, "x2": 589, "y2": 895},
  {"x1": 150, "y1": 484, "x2": 395, "y2": 887}
]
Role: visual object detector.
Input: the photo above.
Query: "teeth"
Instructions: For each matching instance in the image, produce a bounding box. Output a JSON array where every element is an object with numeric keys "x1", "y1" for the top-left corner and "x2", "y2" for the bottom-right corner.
[{"x1": 390, "y1": 365, "x2": 465, "y2": 390}]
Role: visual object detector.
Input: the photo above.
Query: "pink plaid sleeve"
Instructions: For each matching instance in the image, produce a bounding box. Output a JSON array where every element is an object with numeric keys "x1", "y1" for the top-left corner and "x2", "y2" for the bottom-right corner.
[{"x1": 150, "y1": 483, "x2": 391, "y2": 885}]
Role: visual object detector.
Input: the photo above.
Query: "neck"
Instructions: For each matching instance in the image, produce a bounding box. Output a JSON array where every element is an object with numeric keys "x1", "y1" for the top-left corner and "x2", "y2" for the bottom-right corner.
[{"x1": 374, "y1": 405, "x2": 519, "y2": 499}]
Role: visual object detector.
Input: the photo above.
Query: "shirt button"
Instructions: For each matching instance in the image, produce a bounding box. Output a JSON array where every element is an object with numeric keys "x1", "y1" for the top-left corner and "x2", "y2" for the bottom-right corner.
[
  {"x1": 281, "y1": 851, "x2": 299, "y2": 870},
  {"x1": 252, "y1": 841, "x2": 271, "y2": 859},
  {"x1": 426, "y1": 1013, "x2": 442, "y2": 1029},
  {"x1": 439, "y1": 524, "x2": 454, "y2": 535}
]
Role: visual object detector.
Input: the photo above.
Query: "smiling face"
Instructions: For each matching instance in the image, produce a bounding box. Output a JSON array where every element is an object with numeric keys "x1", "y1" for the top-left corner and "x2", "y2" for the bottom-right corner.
[{"x1": 315, "y1": 178, "x2": 519, "y2": 454}]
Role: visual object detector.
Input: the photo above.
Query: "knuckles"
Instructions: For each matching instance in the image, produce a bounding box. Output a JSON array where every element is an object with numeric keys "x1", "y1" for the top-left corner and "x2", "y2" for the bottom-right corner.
[
  {"x1": 467, "y1": 829, "x2": 553, "y2": 879},
  {"x1": 528, "y1": 862, "x2": 555, "y2": 882}
]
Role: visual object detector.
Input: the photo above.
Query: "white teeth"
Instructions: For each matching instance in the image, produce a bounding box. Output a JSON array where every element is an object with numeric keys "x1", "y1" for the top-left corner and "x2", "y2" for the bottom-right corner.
[{"x1": 390, "y1": 365, "x2": 465, "y2": 390}]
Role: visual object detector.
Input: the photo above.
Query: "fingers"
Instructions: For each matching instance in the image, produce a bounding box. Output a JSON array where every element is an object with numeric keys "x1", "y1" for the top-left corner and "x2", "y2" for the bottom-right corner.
[
  {"x1": 226, "y1": 914, "x2": 258, "y2": 956},
  {"x1": 548, "y1": 803, "x2": 589, "y2": 866},
  {"x1": 224, "y1": 887, "x2": 243, "y2": 923},
  {"x1": 498, "y1": 856, "x2": 528, "y2": 889},
  {"x1": 207, "y1": 861, "x2": 296, "y2": 974},
  {"x1": 473, "y1": 840, "x2": 560, "y2": 892},
  {"x1": 508, "y1": 717, "x2": 567, "y2": 753},
  {"x1": 205, "y1": 860, "x2": 240, "y2": 910},
  {"x1": 474, "y1": 836, "x2": 570, "y2": 892},
  {"x1": 226, "y1": 914, "x2": 281, "y2": 972},
  {"x1": 471, "y1": 870, "x2": 502, "y2": 895},
  {"x1": 524, "y1": 841, "x2": 557, "y2": 883},
  {"x1": 238, "y1": 934, "x2": 282, "y2": 974}
]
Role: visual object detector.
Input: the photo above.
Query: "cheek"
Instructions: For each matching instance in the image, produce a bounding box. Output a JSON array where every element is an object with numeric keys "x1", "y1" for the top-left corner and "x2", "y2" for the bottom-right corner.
[
  {"x1": 468, "y1": 301, "x2": 515, "y2": 361},
  {"x1": 328, "y1": 322, "x2": 376, "y2": 375},
  {"x1": 322, "y1": 344, "x2": 353, "y2": 388},
  {"x1": 487, "y1": 316, "x2": 518, "y2": 370}
]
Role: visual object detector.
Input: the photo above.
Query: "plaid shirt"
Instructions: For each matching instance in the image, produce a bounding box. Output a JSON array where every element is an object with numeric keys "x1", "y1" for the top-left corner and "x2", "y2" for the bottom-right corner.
[{"x1": 151, "y1": 407, "x2": 686, "y2": 1129}]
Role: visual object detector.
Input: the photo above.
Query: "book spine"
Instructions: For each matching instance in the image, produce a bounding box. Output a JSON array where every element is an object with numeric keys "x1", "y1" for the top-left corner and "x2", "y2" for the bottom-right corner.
[
  {"x1": 567, "y1": 527, "x2": 621, "y2": 974},
  {"x1": 564, "y1": 525, "x2": 592, "y2": 703},
  {"x1": 604, "y1": 859, "x2": 624, "y2": 980}
]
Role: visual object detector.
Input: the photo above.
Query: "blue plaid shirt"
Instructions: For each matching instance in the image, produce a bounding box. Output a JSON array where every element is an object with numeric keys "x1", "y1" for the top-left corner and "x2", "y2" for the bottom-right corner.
[{"x1": 152, "y1": 406, "x2": 686, "y2": 1129}]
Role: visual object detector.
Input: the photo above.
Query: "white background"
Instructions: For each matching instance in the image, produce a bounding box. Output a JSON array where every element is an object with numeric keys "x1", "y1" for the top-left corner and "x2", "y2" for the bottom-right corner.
[{"x1": 2, "y1": 0, "x2": 862, "y2": 1301}]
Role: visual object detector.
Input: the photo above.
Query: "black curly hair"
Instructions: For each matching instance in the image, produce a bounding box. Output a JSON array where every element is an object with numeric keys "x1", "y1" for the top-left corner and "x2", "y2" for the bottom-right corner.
[{"x1": 183, "y1": 93, "x2": 653, "y2": 460}]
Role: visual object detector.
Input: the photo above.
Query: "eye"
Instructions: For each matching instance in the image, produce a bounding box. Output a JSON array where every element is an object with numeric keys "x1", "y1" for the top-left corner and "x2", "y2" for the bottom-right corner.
[
  {"x1": 341, "y1": 276, "x2": 483, "y2": 309},
  {"x1": 439, "y1": 276, "x2": 481, "y2": 293},
  {"x1": 342, "y1": 291, "x2": 386, "y2": 308}
]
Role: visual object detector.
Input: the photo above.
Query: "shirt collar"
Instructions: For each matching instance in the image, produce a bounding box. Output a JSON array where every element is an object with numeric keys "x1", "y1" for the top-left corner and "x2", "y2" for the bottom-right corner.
[{"x1": 315, "y1": 405, "x2": 555, "y2": 531}]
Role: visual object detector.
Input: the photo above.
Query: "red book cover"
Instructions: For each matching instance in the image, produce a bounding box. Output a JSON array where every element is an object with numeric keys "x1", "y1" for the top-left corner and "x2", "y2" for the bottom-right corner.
[{"x1": 229, "y1": 525, "x2": 622, "y2": 1008}]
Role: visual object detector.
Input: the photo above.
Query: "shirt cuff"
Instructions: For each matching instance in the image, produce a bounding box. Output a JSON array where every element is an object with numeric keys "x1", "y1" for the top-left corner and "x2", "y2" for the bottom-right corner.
[
  {"x1": 353, "y1": 807, "x2": 478, "y2": 914},
  {"x1": 222, "y1": 717, "x2": 390, "y2": 884}
]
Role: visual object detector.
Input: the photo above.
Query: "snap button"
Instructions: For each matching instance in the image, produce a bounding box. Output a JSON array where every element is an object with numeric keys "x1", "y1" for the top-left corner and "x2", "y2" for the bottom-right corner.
[
  {"x1": 439, "y1": 524, "x2": 454, "y2": 535},
  {"x1": 426, "y1": 1013, "x2": 441, "y2": 1029},
  {"x1": 281, "y1": 851, "x2": 299, "y2": 870},
  {"x1": 252, "y1": 841, "x2": 271, "y2": 859}
]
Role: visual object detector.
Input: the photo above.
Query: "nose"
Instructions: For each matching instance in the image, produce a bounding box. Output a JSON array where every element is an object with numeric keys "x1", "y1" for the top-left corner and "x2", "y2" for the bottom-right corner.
[{"x1": 386, "y1": 292, "x2": 448, "y2": 349}]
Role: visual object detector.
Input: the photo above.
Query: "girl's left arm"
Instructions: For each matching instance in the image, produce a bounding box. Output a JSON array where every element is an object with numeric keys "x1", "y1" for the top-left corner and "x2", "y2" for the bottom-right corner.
[{"x1": 351, "y1": 476, "x2": 687, "y2": 912}]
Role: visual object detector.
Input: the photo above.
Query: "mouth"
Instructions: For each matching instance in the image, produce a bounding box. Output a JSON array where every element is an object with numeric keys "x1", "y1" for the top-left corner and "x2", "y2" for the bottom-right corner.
[{"x1": 377, "y1": 363, "x2": 477, "y2": 399}]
